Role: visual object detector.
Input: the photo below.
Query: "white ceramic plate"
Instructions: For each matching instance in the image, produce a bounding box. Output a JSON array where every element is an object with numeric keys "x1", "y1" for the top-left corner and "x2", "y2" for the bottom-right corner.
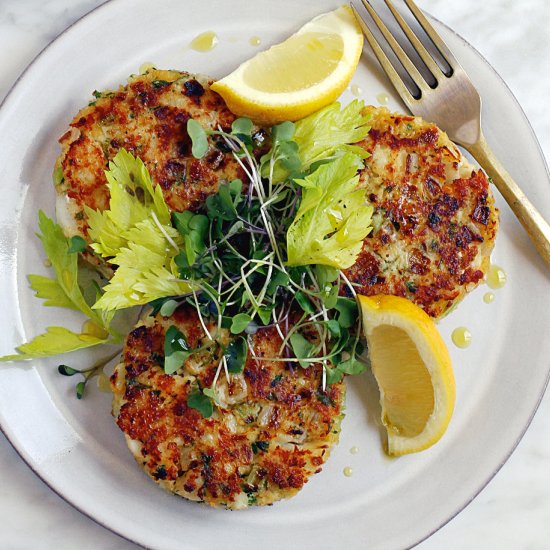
[{"x1": 0, "y1": 1, "x2": 549, "y2": 548}]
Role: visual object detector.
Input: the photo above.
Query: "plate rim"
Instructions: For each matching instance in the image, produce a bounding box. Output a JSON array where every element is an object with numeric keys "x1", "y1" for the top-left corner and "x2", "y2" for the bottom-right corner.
[{"x1": 0, "y1": 1, "x2": 548, "y2": 548}]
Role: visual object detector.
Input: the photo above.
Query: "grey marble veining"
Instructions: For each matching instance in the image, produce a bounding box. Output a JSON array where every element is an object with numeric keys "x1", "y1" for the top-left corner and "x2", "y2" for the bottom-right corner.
[{"x1": 0, "y1": 0, "x2": 549, "y2": 549}]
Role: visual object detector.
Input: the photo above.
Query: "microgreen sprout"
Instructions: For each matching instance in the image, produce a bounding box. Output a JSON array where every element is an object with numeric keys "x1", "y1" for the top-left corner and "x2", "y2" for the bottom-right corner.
[
  {"x1": 158, "y1": 105, "x2": 374, "y2": 415},
  {"x1": 58, "y1": 348, "x2": 121, "y2": 399}
]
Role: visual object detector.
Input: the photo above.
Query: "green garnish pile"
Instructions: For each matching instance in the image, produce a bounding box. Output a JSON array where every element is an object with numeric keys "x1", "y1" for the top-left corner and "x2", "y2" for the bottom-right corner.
[{"x1": 1, "y1": 100, "x2": 374, "y2": 410}]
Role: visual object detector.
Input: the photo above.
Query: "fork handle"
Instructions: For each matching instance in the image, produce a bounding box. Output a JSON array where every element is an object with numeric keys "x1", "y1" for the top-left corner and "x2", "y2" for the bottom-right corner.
[{"x1": 466, "y1": 132, "x2": 550, "y2": 267}]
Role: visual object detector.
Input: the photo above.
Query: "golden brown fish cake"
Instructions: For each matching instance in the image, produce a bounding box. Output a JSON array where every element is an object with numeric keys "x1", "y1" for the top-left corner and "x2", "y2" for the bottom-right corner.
[
  {"x1": 344, "y1": 106, "x2": 498, "y2": 318},
  {"x1": 54, "y1": 69, "x2": 244, "y2": 240},
  {"x1": 110, "y1": 308, "x2": 344, "y2": 509}
]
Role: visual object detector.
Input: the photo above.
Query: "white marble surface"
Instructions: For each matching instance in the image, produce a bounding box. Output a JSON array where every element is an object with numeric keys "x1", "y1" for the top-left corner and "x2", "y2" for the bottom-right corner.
[{"x1": 0, "y1": 0, "x2": 549, "y2": 548}]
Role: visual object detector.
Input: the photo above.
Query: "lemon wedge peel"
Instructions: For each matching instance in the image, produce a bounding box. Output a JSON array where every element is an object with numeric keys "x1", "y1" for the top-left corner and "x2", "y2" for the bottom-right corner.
[
  {"x1": 358, "y1": 295, "x2": 456, "y2": 456},
  {"x1": 211, "y1": 6, "x2": 364, "y2": 125}
]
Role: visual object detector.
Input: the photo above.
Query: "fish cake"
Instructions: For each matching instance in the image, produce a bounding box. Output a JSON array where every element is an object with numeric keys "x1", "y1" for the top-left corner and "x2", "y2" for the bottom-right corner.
[
  {"x1": 345, "y1": 106, "x2": 498, "y2": 318},
  {"x1": 54, "y1": 69, "x2": 244, "y2": 240},
  {"x1": 110, "y1": 308, "x2": 345, "y2": 509}
]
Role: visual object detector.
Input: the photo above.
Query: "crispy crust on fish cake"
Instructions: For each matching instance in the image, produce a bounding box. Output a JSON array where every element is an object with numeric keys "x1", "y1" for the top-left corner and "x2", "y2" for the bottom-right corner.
[
  {"x1": 344, "y1": 106, "x2": 498, "y2": 318},
  {"x1": 110, "y1": 308, "x2": 344, "y2": 509},
  {"x1": 54, "y1": 69, "x2": 244, "y2": 240}
]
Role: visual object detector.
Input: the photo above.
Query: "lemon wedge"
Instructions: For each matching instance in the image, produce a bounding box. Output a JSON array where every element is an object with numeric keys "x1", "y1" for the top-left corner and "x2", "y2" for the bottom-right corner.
[
  {"x1": 358, "y1": 295, "x2": 455, "y2": 456},
  {"x1": 211, "y1": 6, "x2": 364, "y2": 125}
]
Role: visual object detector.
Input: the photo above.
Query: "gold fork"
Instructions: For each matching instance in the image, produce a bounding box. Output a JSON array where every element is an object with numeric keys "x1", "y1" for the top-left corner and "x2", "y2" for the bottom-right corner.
[{"x1": 351, "y1": 0, "x2": 550, "y2": 267}]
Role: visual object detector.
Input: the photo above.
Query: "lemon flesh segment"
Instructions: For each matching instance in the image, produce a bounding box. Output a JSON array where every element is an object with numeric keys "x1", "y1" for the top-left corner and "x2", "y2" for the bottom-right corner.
[
  {"x1": 211, "y1": 6, "x2": 364, "y2": 125},
  {"x1": 358, "y1": 295, "x2": 456, "y2": 456},
  {"x1": 243, "y1": 33, "x2": 344, "y2": 93}
]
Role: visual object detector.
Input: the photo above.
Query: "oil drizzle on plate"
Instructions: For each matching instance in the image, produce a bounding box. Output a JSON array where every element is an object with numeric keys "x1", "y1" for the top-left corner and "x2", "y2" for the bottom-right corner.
[
  {"x1": 486, "y1": 264, "x2": 507, "y2": 289},
  {"x1": 343, "y1": 466, "x2": 354, "y2": 477},
  {"x1": 483, "y1": 292, "x2": 495, "y2": 304},
  {"x1": 350, "y1": 84, "x2": 362, "y2": 96},
  {"x1": 249, "y1": 36, "x2": 261, "y2": 46},
  {"x1": 452, "y1": 327, "x2": 472, "y2": 349},
  {"x1": 350, "y1": 446, "x2": 359, "y2": 455},
  {"x1": 190, "y1": 31, "x2": 219, "y2": 52},
  {"x1": 376, "y1": 92, "x2": 389, "y2": 105}
]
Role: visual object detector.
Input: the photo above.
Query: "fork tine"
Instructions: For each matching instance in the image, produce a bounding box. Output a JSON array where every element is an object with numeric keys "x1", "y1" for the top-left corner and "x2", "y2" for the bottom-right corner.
[
  {"x1": 402, "y1": 0, "x2": 458, "y2": 71},
  {"x1": 350, "y1": 3, "x2": 416, "y2": 107},
  {"x1": 358, "y1": 0, "x2": 430, "y2": 94},
  {"x1": 384, "y1": 0, "x2": 444, "y2": 79}
]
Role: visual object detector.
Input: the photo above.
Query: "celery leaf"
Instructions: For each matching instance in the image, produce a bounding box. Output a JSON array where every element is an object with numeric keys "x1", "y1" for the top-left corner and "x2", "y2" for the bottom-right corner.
[
  {"x1": 0, "y1": 327, "x2": 109, "y2": 362},
  {"x1": 286, "y1": 153, "x2": 373, "y2": 269},
  {"x1": 294, "y1": 100, "x2": 371, "y2": 168},
  {"x1": 35, "y1": 211, "x2": 106, "y2": 328},
  {"x1": 93, "y1": 219, "x2": 191, "y2": 311},
  {"x1": 87, "y1": 148, "x2": 170, "y2": 258},
  {"x1": 84, "y1": 149, "x2": 192, "y2": 311},
  {"x1": 268, "y1": 100, "x2": 371, "y2": 182},
  {"x1": 2, "y1": 212, "x2": 117, "y2": 362},
  {"x1": 28, "y1": 274, "x2": 80, "y2": 311},
  {"x1": 106, "y1": 148, "x2": 170, "y2": 224}
]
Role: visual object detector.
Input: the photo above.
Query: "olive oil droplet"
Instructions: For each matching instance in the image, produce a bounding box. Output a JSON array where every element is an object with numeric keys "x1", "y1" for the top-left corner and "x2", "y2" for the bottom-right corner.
[
  {"x1": 350, "y1": 446, "x2": 359, "y2": 455},
  {"x1": 249, "y1": 36, "x2": 261, "y2": 46},
  {"x1": 483, "y1": 292, "x2": 495, "y2": 304},
  {"x1": 452, "y1": 327, "x2": 472, "y2": 349},
  {"x1": 343, "y1": 466, "x2": 354, "y2": 477},
  {"x1": 486, "y1": 264, "x2": 507, "y2": 289},
  {"x1": 376, "y1": 92, "x2": 389, "y2": 105},
  {"x1": 190, "y1": 31, "x2": 219, "y2": 52},
  {"x1": 351, "y1": 84, "x2": 362, "y2": 96}
]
